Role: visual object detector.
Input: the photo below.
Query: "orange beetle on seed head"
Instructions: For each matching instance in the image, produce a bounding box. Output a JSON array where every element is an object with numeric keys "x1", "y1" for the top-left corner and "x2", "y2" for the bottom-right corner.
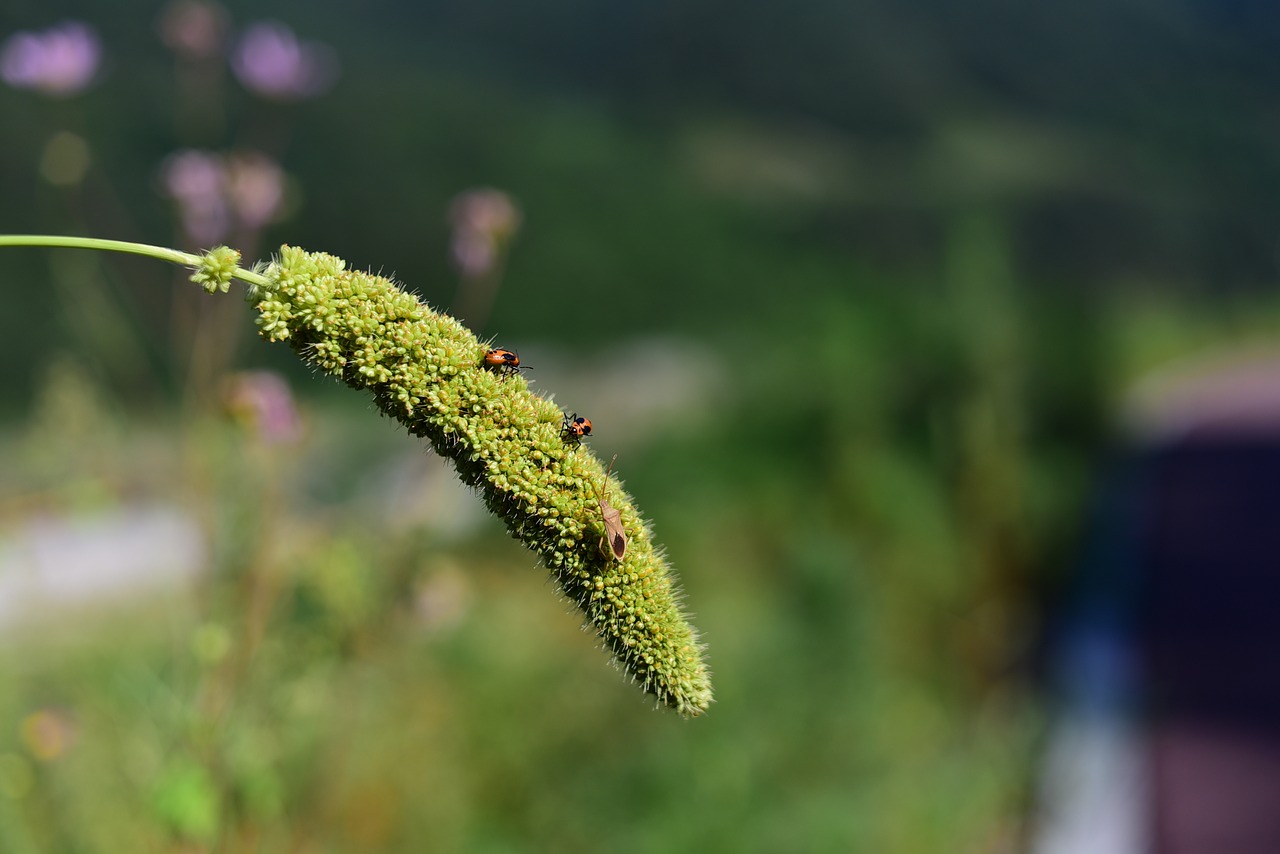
[
  {"x1": 483, "y1": 348, "x2": 529, "y2": 376},
  {"x1": 562, "y1": 412, "x2": 592, "y2": 441}
]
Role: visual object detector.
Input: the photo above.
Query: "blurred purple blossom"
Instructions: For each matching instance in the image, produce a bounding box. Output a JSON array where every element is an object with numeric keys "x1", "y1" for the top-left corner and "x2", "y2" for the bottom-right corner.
[
  {"x1": 159, "y1": 149, "x2": 285, "y2": 243},
  {"x1": 230, "y1": 21, "x2": 338, "y2": 100},
  {"x1": 449, "y1": 189, "x2": 521, "y2": 279},
  {"x1": 157, "y1": 0, "x2": 230, "y2": 61},
  {"x1": 452, "y1": 232, "x2": 495, "y2": 280},
  {"x1": 160, "y1": 150, "x2": 230, "y2": 244},
  {"x1": 226, "y1": 151, "x2": 285, "y2": 230},
  {"x1": 223, "y1": 370, "x2": 303, "y2": 444},
  {"x1": 0, "y1": 21, "x2": 101, "y2": 97}
]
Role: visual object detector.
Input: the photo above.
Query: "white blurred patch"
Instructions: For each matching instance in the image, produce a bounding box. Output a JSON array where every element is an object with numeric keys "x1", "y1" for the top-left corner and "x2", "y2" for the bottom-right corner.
[
  {"x1": 1032, "y1": 713, "x2": 1148, "y2": 854},
  {"x1": 359, "y1": 451, "x2": 490, "y2": 539},
  {"x1": 521, "y1": 336, "x2": 727, "y2": 448},
  {"x1": 1123, "y1": 347, "x2": 1280, "y2": 443},
  {"x1": 0, "y1": 506, "x2": 206, "y2": 633},
  {"x1": 1032, "y1": 627, "x2": 1148, "y2": 854}
]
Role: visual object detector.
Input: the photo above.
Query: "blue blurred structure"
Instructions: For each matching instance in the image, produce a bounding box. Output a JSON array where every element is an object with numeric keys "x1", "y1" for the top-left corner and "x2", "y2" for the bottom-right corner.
[{"x1": 1038, "y1": 349, "x2": 1280, "y2": 853}]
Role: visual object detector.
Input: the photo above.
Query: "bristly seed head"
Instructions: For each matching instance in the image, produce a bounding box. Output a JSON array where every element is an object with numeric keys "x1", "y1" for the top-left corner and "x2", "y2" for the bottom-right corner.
[
  {"x1": 191, "y1": 245, "x2": 242, "y2": 294},
  {"x1": 249, "y1": 245, "x2": 712, "y2": 716}
]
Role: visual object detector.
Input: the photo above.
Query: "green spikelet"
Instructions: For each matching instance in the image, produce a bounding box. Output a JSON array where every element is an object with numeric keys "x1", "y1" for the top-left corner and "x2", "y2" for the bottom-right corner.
[{"x1": 251, "y1": 246, "x2": 712, "y2": 715}]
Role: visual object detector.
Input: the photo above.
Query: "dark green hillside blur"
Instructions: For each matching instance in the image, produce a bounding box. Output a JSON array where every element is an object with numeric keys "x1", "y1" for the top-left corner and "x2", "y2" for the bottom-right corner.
[{"x1": 1, "y1": 0, "x2": 1278, "y2": 850}]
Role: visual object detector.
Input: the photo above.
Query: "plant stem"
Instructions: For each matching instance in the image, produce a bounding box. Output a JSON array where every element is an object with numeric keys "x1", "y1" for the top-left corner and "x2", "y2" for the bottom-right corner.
[{"x1": 0, "y1": 234, "x2": 271, "y2": 288}]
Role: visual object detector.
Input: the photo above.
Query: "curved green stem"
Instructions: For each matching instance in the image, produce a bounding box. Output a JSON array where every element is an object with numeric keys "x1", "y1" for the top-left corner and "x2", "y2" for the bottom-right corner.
[{"x1": 0, "y1": 234, "x2": 271, "y2": 287}]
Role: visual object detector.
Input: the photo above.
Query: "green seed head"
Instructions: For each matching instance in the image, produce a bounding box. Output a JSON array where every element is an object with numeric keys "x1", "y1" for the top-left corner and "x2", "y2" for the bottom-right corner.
[
  {"x1": 250, "y1": 245, "x2": 712, "y2": 715},
  {"x1": 191, "y1": 245, "x2": 242, "y2": 294}
]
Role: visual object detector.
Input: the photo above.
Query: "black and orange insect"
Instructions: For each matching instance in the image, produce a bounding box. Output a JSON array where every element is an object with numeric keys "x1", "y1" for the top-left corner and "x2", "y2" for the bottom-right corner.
[
  {"x1": 483, "y1": 348, "x2": 528, "y2": 376},
  {"x1": 562, "y1": 412, "x2": 592, "y2": 442},
  {"x1": 592, "y1": 454, "x2": 627, "y2": 561}
]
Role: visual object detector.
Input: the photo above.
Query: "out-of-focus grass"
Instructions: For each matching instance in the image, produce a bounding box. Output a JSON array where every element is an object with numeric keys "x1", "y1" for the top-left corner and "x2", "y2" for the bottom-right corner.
[
  {"x1": 6, "y1": 258, "x2": 1275, "y2": 851},
  {"x1": 0, "y1": 316, "x2": 1034, "y2": 853},
  {"x1": 5, "y1": 207, "x2": 1280, "y2": 851},
  {"x1": 4, "y1": 0, "x2": 1280, "y2": 848}
]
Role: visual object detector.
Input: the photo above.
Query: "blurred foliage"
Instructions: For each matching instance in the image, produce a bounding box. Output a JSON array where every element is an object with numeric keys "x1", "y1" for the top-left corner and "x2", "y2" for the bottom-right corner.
[
  {"x1": 3, "y1": 0, "x2": 1280, "y2": 850},
  {"x1": 0, "y1": 356, "x2": 1042, "y2": 852}
]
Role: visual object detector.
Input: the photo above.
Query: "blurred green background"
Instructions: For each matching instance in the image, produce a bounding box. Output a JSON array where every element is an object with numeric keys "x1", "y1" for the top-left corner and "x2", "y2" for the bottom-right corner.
[{"x1": 2, "y1": 0, "x2": 1280, "y2": 851}]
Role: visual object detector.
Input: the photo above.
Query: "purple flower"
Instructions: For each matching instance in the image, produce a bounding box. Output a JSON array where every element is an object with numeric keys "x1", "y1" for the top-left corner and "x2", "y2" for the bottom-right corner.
[
  {"x1": 159, "y1": 149, "x2": 286, "y2": 243},
  {"x1": 223, "y1": 370, "x2": 303, "y2": 444},
  {"x1": 449, "y1": 189, "x2": 521, "y2": 278},
  {"x1": 160, "y1": 149, "x2": 230, "y2": 244},
  {"x1": 0, "y1": 21, "x2": 101, "y2": 97},
  {"x1": 157, "y1": 0, "x2": 230, "y2": 61},
  {"x1": 225, "y1": 151, "x2": 285, "y2": 230},
  {"x1": 230, "y1": 21, "x2": 337, "y2": 100}
]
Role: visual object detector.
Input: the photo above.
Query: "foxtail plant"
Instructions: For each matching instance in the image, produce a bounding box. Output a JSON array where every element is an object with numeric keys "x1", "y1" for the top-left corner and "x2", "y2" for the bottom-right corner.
[{"x1": 0, "y1": 235, "x2": 713, "y2": 717}]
